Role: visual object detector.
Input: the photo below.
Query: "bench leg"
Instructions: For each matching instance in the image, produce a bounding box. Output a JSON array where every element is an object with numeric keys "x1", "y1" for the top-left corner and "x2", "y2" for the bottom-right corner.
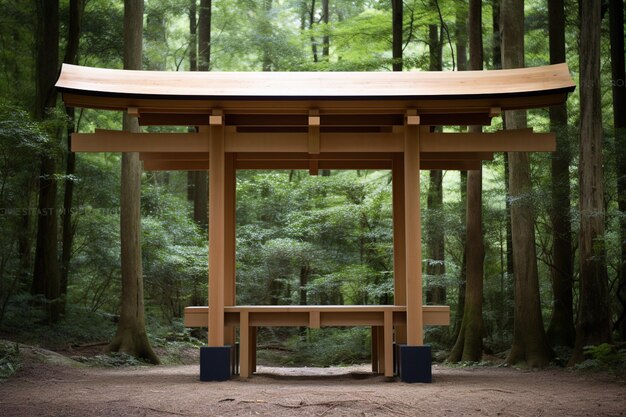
[
  {"x1": 384, "y1": 310, "x2": 394, "y2": 377},
  {"x1": 377, "y1": 325, "x2": 385, "y2": 375},
  {"x1": 239, "y1": 312, "x2": 250, "y2": 378},
  {"x1": 371, "y1": 326, "x2": 379, "y2": 373},
  {"x1": 250, "y1": 326, "x2": 257, "y2": 373}
]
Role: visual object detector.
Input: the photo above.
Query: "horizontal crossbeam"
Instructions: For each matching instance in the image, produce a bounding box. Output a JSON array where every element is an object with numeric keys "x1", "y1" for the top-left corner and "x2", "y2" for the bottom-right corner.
[
  {"x1": 73, "y1": 128, "x2": 554, "y2": 154},
  {"x1": 142, "y1": 159, "x2": 485, "y2": 171}
]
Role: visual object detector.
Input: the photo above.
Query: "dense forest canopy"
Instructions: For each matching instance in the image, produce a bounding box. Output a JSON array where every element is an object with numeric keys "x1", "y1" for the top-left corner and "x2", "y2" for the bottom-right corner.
[{"x1": 0, "y1": 0, "x2": 624, "y2": 369}]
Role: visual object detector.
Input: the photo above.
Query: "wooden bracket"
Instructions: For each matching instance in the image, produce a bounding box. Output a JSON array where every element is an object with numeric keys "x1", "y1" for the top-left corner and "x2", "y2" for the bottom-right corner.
[
  {"x1": 127, "y1": 107, "x2": 139, "y2": 117},
  {"x1": 489, "y1": 106, "x2": 502, "y2": 117},
  {"x1": 406, "y1": 109, "x2": 420, "y2": 125},
  {"x1": 308, "y1": 109, "x2": 320, "y2": 126},
  {"x1": 210, "y1": 109, "x2": 223, "y2": 125}
]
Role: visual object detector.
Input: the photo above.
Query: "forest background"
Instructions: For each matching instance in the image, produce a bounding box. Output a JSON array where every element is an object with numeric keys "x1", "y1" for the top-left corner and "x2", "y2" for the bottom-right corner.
[{"x1": 0, "y1": 0, "x2": 625, "y2": 373}]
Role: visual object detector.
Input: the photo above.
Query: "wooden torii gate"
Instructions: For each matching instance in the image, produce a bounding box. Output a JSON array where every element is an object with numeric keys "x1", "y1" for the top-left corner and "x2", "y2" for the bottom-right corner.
[{"x1": 56, "y1": 63, "x2": 575, "y2": 383}]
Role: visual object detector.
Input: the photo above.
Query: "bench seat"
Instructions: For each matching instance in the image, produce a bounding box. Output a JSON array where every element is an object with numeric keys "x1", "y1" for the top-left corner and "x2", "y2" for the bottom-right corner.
[{"x1": 184, "y1": 305, "x2": 450, "y2": 378}]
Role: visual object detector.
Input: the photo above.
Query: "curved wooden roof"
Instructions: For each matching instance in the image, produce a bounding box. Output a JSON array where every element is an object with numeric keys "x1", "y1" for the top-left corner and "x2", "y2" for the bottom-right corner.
[{"x1": 56, "y1": 63, "x2": 575, "y2": 113}]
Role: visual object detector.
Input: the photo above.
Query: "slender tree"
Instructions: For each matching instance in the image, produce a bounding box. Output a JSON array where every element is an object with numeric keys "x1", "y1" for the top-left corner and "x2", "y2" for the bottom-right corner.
[
  {"x1": 451, "y1": 0, "x2": 468, "y2": 338},
  {"x1": 391, "y1": 0, "x2": 403, "y2": 71},
  {"x1": 187, "y1": 0, "x2": 198, "y2": 205},
  {"x1": 60, "y1": 0, "x2": 85, "y2": 315},
  {"x1": 108, "y1": 0, "x2": 159, "y2": 364},
  {"x1": 608, "y1": 0, "x2": 626, "y2": 340},
  {"x1": 449, "y1": 0, "x2": 484, "y2": 362},
  {"x1": 546, "y1": 0, "x2": 575, "y2": 347},
  {"x1": 32, "y1": 0, "x2": 61, "y2": 323},
  {"x1": 502, "y1": 0, "x2": 552, "y2": 367},
  {"x1": 193, "y1": 0, "x2": 210, "y2": 228},
  {"x1": 261, "y1": 0, "x2": 273, "y2": 71},
  {"x1": 425, "y1": 0, "x2": 445, "y2": 305},
  {"x1": 309, "y1": 0, "x2": 318, "y2": 63},
  {"x1": 570, "y1": 0, "x2": 611, "y2": 363},
  {"x1": 322, "y1": 0, "x2": 329, "y2": 59}
]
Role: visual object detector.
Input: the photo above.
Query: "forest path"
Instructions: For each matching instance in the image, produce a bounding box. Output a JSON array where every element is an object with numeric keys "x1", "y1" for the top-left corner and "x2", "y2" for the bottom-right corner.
[{"x1": 1, "y1": 362, "x2": 625, "y2": 416}]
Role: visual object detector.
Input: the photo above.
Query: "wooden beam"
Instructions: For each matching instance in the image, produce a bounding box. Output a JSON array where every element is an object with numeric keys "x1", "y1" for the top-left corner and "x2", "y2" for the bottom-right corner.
[
  {"x1": 421, "y1": 152, "x2": 493, "y2": 161},
  {"x1": 421, "y1": 128, "x2": 556, "y2": 152},
  {"x1": 225, "y1": 130, "x2": 308, "y2": 152},
  {"x1": 235, "y1": 160, "x2": 393, "y2": 170},
  {"x1": 420, "y1": 160, "x2": 482, "y2": 170},
  {"x1": 74, "y1": 128, "x2": 554, "y2": 154},
  {"x1": 143, "y1": 160, "x2": 209, "y2": 171},
  {"x1": 72, "y1": 130, "x2": 207, "y2": 152},
  {"x1": 139, "y1": 113, "x2": 210, "y2": 126},
  {"x1": 141, "y1": 159, "x2": 479, "y2": 171},
  {"x1": 235, "y1": 152, "x2": 394, "y2": 161},
  {"x1": 320, "y1": 132, "x2": 404, "y2": 152},
  {"x1": 140, "y1": 152, "x2": 209, "y2": 161},
  {"x1": 139, "y1": 112, "x2": 492, "y2": 128}
]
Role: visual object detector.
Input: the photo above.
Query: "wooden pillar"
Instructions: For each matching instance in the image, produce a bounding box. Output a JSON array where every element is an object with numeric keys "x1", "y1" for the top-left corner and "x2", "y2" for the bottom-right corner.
[
  {"x1": 404, "y1": 112, "x2": 424, "y2": 346},
  {"x1": 224, "y1": 153, "x2": 236, "y2": 347},
  {"x1": 208, "y1": 110, "x2": 225, "y2": 347},
  {"x1": 392, "y1": 152, "x2": 407, "y2": 345}
]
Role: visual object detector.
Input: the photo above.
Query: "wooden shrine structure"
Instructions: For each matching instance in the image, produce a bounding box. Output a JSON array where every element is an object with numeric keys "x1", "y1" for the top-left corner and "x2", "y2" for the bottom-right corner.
[{"x1": 56, "y1": 63, "x2": 575, "y2": 382}]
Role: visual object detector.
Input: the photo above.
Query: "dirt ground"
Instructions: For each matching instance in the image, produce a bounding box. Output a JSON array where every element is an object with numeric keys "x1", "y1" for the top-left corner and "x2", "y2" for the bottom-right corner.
[{"x1": 1, "y1": 360, "x2": 625, "y2": 417}]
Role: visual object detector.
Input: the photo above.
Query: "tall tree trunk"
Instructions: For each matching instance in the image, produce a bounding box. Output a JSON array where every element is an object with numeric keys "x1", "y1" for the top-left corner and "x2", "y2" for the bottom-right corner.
[
  {"x1": 108, "y1": 0, "x2": 159, "y2": 364},
  {"x1": 261, "y1": 0, "x2": 273, "y2": 71},
  {"x1": 193, "y1": 0, "x2": 211, "y2": 228},
  {"x1": 570, "y1": 0, "x2": 611, "y2": 363},
  {"x1": 455, "y1": 2, "x2": 467, "y2": 73},
  {"x1": 189, "y1": 0, "x2": 197, "y2": 72},
  {"x1": 391, "y1": 0, "x2": 403, "y2": 71},
  {"x1": 426, "y1": 5, "x2": 445, "y2": 305},
  {"x1": 502, "y1": 0, "x2": 552, "y2": 367},
  {"x1": 493, "y1": 0, "x2": 513, "y2": 333},
  {"x1": 309, "y1": 0, "x2": 318, "y2": 63},
  {"x1": 146, "y1": 4, "x2": 167, "y2": 70},
  {"x1": 451, "y1": 1, "x2": 468, "y2": 339},
  {"x1": 32, "y1": 0, "x2": 61, "y2": 323},
  {"x1": 187, "y1": 0, "x2": 197, "y2": 206},
  {"x1": 426, "y1": 169, "x2": 445, "y2": 304},
  {"x1": 321, "y1": 0, "x2": 329, "y2": 58},
  {"x1": 449, "y1": 0, "x2": 484, "y2": 363},
  {"x1": 491, "y1": 0, "x2": 501, "y2": 69},
  {"x1": 198, "y1": 0, "x2": 211, "y2": 71},
  {"x1": 609, "y1": 0, "x2": 626, "y2": 340},
  {"x1": 546, "y1": 0, "x2": 575, "y2": 348},
  {"x1": 60, "y1": 0, "x2": 84, "y2": 315}
]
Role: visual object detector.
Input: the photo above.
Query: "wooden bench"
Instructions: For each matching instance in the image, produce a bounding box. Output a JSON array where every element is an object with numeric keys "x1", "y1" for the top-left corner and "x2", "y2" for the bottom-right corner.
[{"x1": 184, "y1": 305, "x2": 450, "y2": 378}]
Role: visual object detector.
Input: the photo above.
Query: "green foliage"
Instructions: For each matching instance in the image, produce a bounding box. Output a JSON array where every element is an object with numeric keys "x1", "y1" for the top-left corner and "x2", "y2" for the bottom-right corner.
[
  {"x1": 0, "y1": 294, "x2": 116, "y2": 347},
  {"x1": 73, "y1": 352, "x2": 146, "y2": 367},
  {"x1": 0, "y1": 340, "x2": 20, "y2": 380},
  {"x1": 575, "y1": 344, "x2": 626, "y2": 376},
  {"x1": 258, "y1": 327, "x2": 371, "y2": 367}
]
